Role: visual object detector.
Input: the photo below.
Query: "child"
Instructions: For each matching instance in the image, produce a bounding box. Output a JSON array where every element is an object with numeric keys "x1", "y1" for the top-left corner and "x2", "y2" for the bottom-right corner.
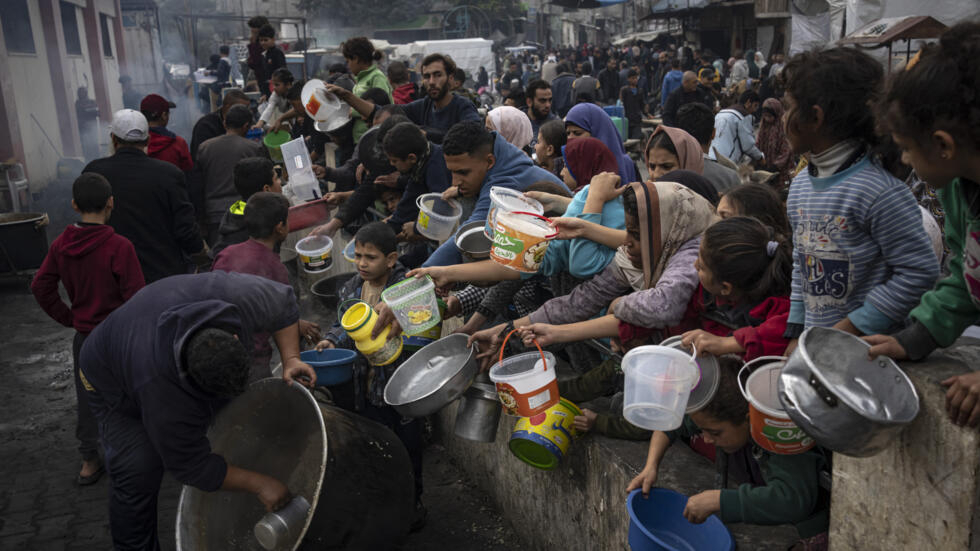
[
  {"x1": 675, "y1": 216, "x2": 793, "y2": 360},
  {"x1": 256, "y1": 24, "x2": 285, "y2": 98},
  {"x1": 254, "y1": 67, "x2": 294, "y2": 131},
  {"x1": 211, "y1": 157, "x2": 282, "y2": 258},
  {"x1": 533, "y1": 119, "x2": 567, "y2": 180},
  {"x1": 381, "y1": 121, "x2": 450, "y2": 237},
  {"x1": 716, "y1": 183, "x2": 791, "y2": 236},
  {"x1": 30, "y1": 173, "x2": 145, "y2": 485},
  {"x1": 626, "y1": 356, "x2": 829, "y2": 550},
  {"x1": 646, "y1": 125, "x2": 704, "y2": 180},
  {"x1": 619, "y1": 69, "x2": 646, "y2": 140},
  {"x1": 780, "y1": 47, "x2": 939, "y2": 342},
  {"x1": 313, "y1": 223, "x2": 427, "y2": 529},
  {"x1": 864, "y1": 22, "x2": 980, "y2": 428}
]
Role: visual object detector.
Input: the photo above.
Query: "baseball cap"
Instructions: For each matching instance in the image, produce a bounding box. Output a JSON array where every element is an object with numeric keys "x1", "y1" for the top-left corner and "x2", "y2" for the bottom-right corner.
[
  {"x1": 140, "y1": 93, "x2": 176, "y2": 114},
  {"x1": 110, "y1": 109, "x2": 149, "y2": 141}
]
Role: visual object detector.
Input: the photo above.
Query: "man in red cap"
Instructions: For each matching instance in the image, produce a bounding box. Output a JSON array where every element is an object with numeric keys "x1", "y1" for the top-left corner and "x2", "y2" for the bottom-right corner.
[{"x1": 141, "y1": 94, "x2": 193, "y2": 172}]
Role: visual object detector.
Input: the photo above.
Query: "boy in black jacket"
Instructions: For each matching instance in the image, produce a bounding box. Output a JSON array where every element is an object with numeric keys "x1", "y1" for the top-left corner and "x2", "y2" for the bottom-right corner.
[{"x1": 211, "y1": 157, "x2": 282, "y2": 258}]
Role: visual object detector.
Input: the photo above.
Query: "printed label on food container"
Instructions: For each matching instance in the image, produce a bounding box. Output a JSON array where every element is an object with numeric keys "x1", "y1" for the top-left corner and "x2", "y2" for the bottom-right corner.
[
  {"x1": 418, "y1": 210, "x2": 430, "y2": 229},
  {"x1": 491, "y1": 233, "x2": 523, "y2": 261},
  {"x1": 306, "y1": 97, "x2": 321, "y2": 116},
  {"x1": 527, "y1": 389, "x2": 552, "y2": 410},
  {"x1": 294, "y1": 155, "x2": 304, "y2": 169}
]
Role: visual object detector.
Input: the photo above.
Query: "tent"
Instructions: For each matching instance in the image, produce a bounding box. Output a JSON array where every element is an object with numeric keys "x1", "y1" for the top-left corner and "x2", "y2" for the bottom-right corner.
[{"x1": 393, "y1": 38, "x2": 494, "y2": 81}]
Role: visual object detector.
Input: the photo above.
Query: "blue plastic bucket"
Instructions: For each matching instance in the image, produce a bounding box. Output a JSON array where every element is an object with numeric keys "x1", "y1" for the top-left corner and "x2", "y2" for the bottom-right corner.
[
  {"x1": 626, "y1": 489, "x2": 734, "y2": 551},
  {"x1": 604, "y1": 105, "x2": 625, "y2": 118},
  {"x1": 300, "y1": 349, "x2": 358, "y2": 386}
]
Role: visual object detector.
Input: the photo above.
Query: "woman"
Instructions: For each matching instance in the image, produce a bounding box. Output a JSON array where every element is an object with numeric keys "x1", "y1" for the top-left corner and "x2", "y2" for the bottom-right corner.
[
  {"x1": 645, "y1": 125, "x2": 704, "y2": 179},
  {"x1": 745, "y1": 49, "x2": 760, "y2": 79},
  {"x1": 561, "y1": 136, "x2": 620, "y2": 193},
  {"x1": 756, "y1": 98, "x2": 793, "y2": 186},
  {"x1": 342, "y1": 36, "x2": 392, "y2": 143},
  {"x1": 564, "y1": 103, "x2": 639, "y2": 184},
  {"x1": 486, "y1": 106, "x2": 534, "y2": 153}
]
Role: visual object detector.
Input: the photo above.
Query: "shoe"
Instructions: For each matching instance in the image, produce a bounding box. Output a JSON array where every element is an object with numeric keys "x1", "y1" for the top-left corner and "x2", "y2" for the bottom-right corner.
[
  {"x1": 76, "y1": 462, "x2": 105, "y2": 486},
  {"x1": 410, "y1": 501, "x2": 427, "y2": 533}
]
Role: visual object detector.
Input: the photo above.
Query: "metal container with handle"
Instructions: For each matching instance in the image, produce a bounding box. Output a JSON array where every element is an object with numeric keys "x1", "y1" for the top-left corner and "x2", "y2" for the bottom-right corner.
[
  {"x1": 454, "y1": 373, "x2": 502, "y2": 442},
  {"x1": 383, "y1": 334, "x2": 479, "y2": 418},
  {"x1": 778, "y1": 326, "x2": 920, "y2": 457}
]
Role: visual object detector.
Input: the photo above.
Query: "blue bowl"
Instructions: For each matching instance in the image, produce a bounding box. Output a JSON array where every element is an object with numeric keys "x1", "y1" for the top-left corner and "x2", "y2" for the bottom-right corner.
[
  {"x1": 300, "y1": 349, "x2": 357, "y2": 386},
  {"x1": 627, "y1": 489, "x2": 734, "y2": 551}
]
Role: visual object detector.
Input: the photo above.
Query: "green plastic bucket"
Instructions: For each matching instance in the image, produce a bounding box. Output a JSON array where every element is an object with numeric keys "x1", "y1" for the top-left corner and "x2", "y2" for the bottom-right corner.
[{"x1": 263, "y1": 130, "x2": 291, "y2": 162}]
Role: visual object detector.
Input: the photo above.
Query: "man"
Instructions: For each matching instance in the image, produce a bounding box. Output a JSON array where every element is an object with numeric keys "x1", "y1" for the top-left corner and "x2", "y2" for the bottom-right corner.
[
  {"x1": 525, "y1": 79, "x2": 557, "y2": 143},
  {"x1": 597, "y1": 57, "x2": 621, "y2": 105},
  {"x1": 662, "y1": 71, "x2": 714, "y2": 127},
  {"x1": 83, "y1": 110, "x2": 207, "y2": 282},
  {"x1": 75, "y1": 87, "x2": 100, "y2": 161},
  {"x1": 79, "y1": 271, "x2": 316, "y2": 550},
  {"x1": 660, "y1": 58, "x2": 683, "y2": 107},
  {"x1": 571, "y1": 62, "x2": 600, "y2": 106},
  {"x1": 676, "y1": 102, "x2": 740, "y2": 194},
  {"x1": 196, "y1": 104, "x2": 268, "y2": 245},
  {"x1": 141, "y1": 94, "x2": 192, "y2": 172},
  {"x1": 619, "y1": 70, "x2": 647, "y2": 140},
  {"x1": 190, "y1": 89, "x2": 251, "y2": 162},
  {"x1": 550, "y1": 62, "x2": 576, "y2": 118},
  {"x1": 500, "y1": 61, "x2": 521, "y2": 94},
  {"x1": 246, "y1": 16, "x2": 269, "y2": 93},
  {"x1": 710, "y1": 90, "x2": 764, "y2": 165},
  {"x1": 423, "y1": 121, "x2": 566, "y2": 267},
  {"x1": 540, "y1": 54, "x2": 558, "y2": 83},
  {"x1": 398, "y1": 54, "x2": 480, "y2": 144},
  {"x1": 119, "y1": 75, "x2": 141, "y2": 110}
]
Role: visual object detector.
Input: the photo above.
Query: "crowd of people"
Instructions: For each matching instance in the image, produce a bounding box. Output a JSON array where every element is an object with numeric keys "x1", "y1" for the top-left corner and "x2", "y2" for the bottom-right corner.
[{"x1": 27, "y1": 18, "x2": 980, "y2": 551}]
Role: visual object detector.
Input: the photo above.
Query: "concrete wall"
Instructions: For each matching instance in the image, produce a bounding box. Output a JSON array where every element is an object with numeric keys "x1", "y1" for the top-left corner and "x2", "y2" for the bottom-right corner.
[{"x1": 121, "y1": 9, "x2": 163, "y2": 86}]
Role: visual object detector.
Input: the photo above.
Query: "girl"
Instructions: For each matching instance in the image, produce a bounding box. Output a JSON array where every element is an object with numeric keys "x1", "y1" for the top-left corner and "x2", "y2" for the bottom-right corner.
[
  {"x1": 565, "y1": 103, "x2": 639, "y2": 184},
  {"x1": 533, "y1": 119, "x2": 567, "y2": 180},
  {"x1": 716, "y1": 183, "x2": 791, "y2": 236},
  {"x1": 646, "y1": 126, "x2": 704, "y2": 180},
  {"x1": 255, "y1": 67, "x2": 295, "y2": 131},
  {"x1": 865, "y1": 22, "x2": 980, "y2": 428},
  {"x1": 756, "y1": 98, "x2": 794, "y2": 187},
  {"x1": 485, "y1": 106, "x2": 534, "y2": 154},
  {"x1": 560, "y1": 136, "x2": 620, "y2": 193},
  {"x1": 626, "y1": 356, "x2": 829, "y2": 550},
  {"x1": 780, "y1": 47, "x2": 938, "y2": 342},
  {"x1": 342, "y1": 36, "x2": 391, "y2": 143}
]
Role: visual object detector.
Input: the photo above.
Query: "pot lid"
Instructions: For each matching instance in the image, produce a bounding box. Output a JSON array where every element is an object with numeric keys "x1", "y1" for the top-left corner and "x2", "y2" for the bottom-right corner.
[{"x1": 659, "y1": 336, "x2": 721, "y2": 413}]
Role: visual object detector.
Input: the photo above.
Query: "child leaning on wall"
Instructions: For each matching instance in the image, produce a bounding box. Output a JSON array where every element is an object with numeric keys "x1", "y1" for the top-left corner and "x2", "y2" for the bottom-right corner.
[
  {"x1": 864, "y1": 22, "x2": 980, "y2": 429},
  {"x1": 31, "y1": 173, "x2": 145, "y2": 485}
]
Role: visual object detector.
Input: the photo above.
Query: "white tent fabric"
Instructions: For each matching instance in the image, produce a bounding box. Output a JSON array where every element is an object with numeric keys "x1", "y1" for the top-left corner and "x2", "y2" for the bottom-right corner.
[{"x1": 391, "y1": 38, "x2": 494, "y2": 81}]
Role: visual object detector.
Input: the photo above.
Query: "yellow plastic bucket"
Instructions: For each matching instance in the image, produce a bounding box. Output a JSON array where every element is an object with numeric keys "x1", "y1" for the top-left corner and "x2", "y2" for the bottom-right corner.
[
  {"x1": 509, "y1": 398, "x2": 582, "y2": 470},
  {"x1": 340, "y1": 300, "x2": 402, "y2": 366}
]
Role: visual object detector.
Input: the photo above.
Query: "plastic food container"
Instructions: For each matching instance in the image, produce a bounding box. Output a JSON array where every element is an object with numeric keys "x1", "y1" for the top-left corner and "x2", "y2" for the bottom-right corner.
[
  {"x1": 263, "y1": 130, "x2": 291, "y2": 162},
  {"x1": 489, "y1": 211, "x2": 556, "y2": 273},
  {"x1": 415, "y1": 193, "x2": 462, "y2": 242},
  {"x1": 484, "y1": 187, "x2": 544, "y2": 239},
  {"x1": 738, "y1": 356, "x2": 815, "y2": 455},
  {"x1": 488, "y1": 330, "x2": 559, "y2": 417},
  {"x1": 659, "y1": 336, "x2": 721, "y2": 414},
  {"x1": 343, "y1": 239, "x2": 356, "y2": 263},
  {"x1": 280, "y1": 137, "x2": 319, "y2": 201},
  {"x1": 295, "y1": 235, "x2": 333, "y2": 273},
  {"x1": 509, "y1": 398, "x2": 581, "y2": 470},
  {"x1": 621, "y1": 345, "x2": 699, "y2": 431},
  {"x1": 381, "y1": 276, "x2": 441, "y2": 336}
]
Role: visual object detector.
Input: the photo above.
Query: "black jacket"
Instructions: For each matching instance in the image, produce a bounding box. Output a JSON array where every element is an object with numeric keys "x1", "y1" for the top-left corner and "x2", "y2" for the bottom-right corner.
[
  {"x1": 597, "y1": 68, "x2": 621, "y2": 104},
  {"x1": 84, "y1": 148, "x2": 203, "y2": 283},
  {"x1": 662, "y1": 85, "x2": 715, "y2": 127}
]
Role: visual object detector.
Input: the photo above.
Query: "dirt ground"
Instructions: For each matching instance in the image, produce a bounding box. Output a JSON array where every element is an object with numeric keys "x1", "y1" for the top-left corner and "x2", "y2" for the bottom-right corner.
[{"x1": 0, "y1": 276, "x2": 523, "y2": 550}]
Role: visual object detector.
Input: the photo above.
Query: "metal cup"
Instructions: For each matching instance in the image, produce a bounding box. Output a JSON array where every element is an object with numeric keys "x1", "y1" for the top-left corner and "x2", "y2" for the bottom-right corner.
[{"x1": 254, "y1": 495, "x2": 311, "y2": 550}]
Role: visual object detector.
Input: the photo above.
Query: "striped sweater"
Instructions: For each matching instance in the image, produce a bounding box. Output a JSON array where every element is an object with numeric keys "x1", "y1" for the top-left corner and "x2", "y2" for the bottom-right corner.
[{"x1": 787, "y1": 156, "x2": 939, "y2": 333}]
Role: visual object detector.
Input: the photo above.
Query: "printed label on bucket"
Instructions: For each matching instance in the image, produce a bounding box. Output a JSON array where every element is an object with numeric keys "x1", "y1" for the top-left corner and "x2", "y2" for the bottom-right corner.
[
  {"x1": 762, "y1": 419, "x2": 812, "y2": 445},
  {"x1": 418, "y1": 210, "x2": 430, "y2": 229},
  {"x1": 306, "y1": 97, "x2": 321, "y2": 116},
  {"x1": 491, "y1": 232, "x2": 524, "y2": 261},
  {"x1": 494, "y1": 381, "x2": 559, "y2": 417}
]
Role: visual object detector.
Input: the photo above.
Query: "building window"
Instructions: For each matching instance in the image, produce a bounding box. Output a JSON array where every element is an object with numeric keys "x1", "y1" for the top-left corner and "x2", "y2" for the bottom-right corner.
[
  {"x1": 99, "y1": 13, "x2": 113, "y2": 57},
  {"x1": 60, "y1": 1, "x2": 81, "y2": 55},
  {"x1": 1, "y1": 0, "x2": 36, "y2": 54}
]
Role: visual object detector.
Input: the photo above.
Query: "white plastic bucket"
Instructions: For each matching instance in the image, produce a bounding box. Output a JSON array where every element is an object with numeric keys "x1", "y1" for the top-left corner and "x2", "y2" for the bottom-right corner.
[
  {"x1": 738, "y1": 357, "x2": 815, "y2": 455},
  {"x1": 484, "y1": 187, "x2": 544, "y2": 239},
  {"x1": 621, "y1": 345, "x2": 699, "y2": 431},
  {"x1": 488, "y1": 330, "x2": 559, "y2": 417},
  {"x1": 295, "y1": 235, "x2": 333, "y2": 273},
  {"x1": 415, "y1": 193, "x2": 462, "y2": 242}
]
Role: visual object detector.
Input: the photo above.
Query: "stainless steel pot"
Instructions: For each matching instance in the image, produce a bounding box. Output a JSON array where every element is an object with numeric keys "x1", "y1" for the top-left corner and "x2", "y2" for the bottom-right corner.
[
  {"x1": 454, "y1": 220, "x2": 492, "y2": 263},
  {"x1": 383, "y1": 334, "x2": 479, "y2": 418},
  {"x1": 778, "y1": 326, "x2": 920, "y2": 457},
  {"x1": 454, "y1": 373, "x2": 502, "y2": 443},
  {"x1": 176, "y1": 379, "x2": 413, "y2": 550}
]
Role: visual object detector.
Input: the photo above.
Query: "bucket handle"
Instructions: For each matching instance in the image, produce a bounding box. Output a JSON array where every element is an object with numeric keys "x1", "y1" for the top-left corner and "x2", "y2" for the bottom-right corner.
[
  {"x1": 336, "y1": 298, "x2": 365, "y2": 325},
  {"x1": 737, "y1": 355, "x2": 788, "y2": 401},
  {"x1": 510, "y1": 211, "x2": 559, "y2": 240},
  {"x1": 498, "y1": 329, "x2": 548, "y2": 371}
]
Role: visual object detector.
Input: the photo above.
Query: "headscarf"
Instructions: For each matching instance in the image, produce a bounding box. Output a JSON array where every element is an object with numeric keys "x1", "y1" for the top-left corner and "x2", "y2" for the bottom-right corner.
[
  {"x1": 565, "y1": 103, "x2": 637, "y2": 184},
  {"x1": 647, "y1": 125, "x2": 704, "y2": 175},
  {"x1": 745, "y1": 50, "x2": 760, "y2": 79},
  {"x1": 657, "y1": 170, "x2": 718, "y2": 206},
  {"x1": 561, "y1": 137, "x2": 620, "y2": 192},
  {"x1": 614, "y1": 181, "x2": 717, "y2": 291},
  {"x1": 754, "y1": 51, "x2": 767, "y2": 71},
  {"x1": 487, "y1": 106, "x2": 534, "y2": 151},
  {"x1": 757, "y1": 97, "x2": 793, "y2": 178}
]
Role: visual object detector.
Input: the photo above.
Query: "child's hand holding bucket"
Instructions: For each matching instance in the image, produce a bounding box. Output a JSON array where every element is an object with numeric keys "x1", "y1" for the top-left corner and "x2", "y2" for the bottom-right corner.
[
  {"x1": 573, "y1": 408, "x2": 598, "y2": 433},
  {"x1": 681, "y1": 329, "x2": 742, "y2": 357},
  {"x1": 518, "y1": 323, "x2": 562, "y2": 348},
  {"x1": 468, "y1": 324, "x2": 508, "y2": 372},
  {"x1": 682, "y1": 490, "x2": 722, "y2": 524}
]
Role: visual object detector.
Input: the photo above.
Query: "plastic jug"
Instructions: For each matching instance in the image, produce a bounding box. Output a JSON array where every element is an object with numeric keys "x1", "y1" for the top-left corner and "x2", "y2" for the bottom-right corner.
[{"x1": 339, "y1": 300, "x2": 402, "y2": 366}]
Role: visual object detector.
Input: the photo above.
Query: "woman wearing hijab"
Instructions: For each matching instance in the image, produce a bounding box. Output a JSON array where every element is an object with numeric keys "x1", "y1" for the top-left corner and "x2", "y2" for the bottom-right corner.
[
  {"x1": 470, "y1": 180, "x2": 717, "y2": 439},
  {"x1": 745, "y1": 49, "x2": 760, "y2": 79},
  {"x1": 564, "y1": 103, "x2": 639, "y2": 184},
  {"x1": 486, "y1": 106, "x2": 534, "y2": 154},
  {"x1": 756, "y1": 97, "x2": 793, "y2": 186},
  {"x1": 560, "y1": 136, "x2": 620, "y2": 193},
  {"x1": 645, "y1": 125, "x2": 704, "y2": 179}
]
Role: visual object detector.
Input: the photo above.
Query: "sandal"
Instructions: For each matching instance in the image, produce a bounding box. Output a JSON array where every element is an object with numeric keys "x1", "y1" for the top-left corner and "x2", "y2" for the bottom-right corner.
[{"x1": 76, "y1": 462, "x2": 105, "y2": 486}]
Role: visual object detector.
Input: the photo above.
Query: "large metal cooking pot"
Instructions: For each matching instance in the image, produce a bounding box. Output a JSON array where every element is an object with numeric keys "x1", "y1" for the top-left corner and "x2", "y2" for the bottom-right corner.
[
  {"x1": 384, "y1": 334, "x2": 478, "y2": 418},
  {"x1": 176, "y1": 379, "x2": 413, "y2": 550},
  {"x1": 454, "y1": 373, "x2": 501, "y2": 442},
  {"x1": 778, "y1": 326, "x2": 920, "y2": 457}
]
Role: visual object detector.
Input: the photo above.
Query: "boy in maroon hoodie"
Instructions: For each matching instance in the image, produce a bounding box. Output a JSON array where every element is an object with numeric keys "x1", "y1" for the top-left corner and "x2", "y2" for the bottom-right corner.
[
  {"x1": 142, "y1": 94, "x2": 193, "y2": 172},
  {"x1": 31, "y1": 173, "x2": 145, "y2": 485}
]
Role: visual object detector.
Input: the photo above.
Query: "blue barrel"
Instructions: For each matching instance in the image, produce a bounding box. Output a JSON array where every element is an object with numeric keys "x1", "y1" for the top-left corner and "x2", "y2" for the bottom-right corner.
[
  {"x1": 626, "y1": 489, "x2": 734, "y2": 551},
  {"x1": 604, "y1": 105, "x2": 625, "y2": 118}
]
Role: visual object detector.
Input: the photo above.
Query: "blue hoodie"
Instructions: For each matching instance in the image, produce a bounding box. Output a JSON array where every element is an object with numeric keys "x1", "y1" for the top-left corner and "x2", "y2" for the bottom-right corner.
[
  {"x1": 388, "y1": 143, "x2": 451, "y2": 230},
  {"x1": 424, "y1": 133, "x2": 567, "y2": 267},
  {"x1": 79, "y1": 272, "x2": 299, "y2": 492}
]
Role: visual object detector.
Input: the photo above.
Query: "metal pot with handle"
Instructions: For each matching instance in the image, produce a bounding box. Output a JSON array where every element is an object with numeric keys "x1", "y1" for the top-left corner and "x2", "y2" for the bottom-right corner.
[{"x1": 778, "y1": 326, "x2": 920, "y2": 457}]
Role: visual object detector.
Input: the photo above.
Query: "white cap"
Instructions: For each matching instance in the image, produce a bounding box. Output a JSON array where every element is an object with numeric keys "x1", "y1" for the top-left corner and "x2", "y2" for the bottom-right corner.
[{"x1": 110, "y1": 109, "x2": 149, "y2": 141}]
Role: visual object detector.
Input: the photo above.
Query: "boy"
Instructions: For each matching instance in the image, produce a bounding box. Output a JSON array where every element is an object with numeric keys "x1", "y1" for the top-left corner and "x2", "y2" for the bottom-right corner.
[
  {"x1": 619, "y1": 69, "x2": 646, "y2": 140},
  {"x1": 315, "y1": 223, "x2": 426, "y2": 530},
  {"x1": 30, "y1": 173, "x2": 145, "y2": 485},
  {"x1": 381, "y1": 121, "x2": 450, "y2": 238},
  {"x1": 212, "y1": 192, "x2": 320, "y2": 380},
  {"x1": 211, "y1": 157, "x2": 281, "y2": 258},
  {"x1": 257, "y1": 24, "x2": 285, "y2": 99}
]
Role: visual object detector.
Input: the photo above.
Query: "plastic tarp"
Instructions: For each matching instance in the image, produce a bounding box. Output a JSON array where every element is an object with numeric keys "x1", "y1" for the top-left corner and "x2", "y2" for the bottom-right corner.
[
  {"x1": 392, "y1": 38, "x2": 494, "y2": 80},
  {"x1": 790, "y1": 2, "x2": 832, "y2": 55},
  {"x1": 844, "y1": 0, "x2": 975, "y2": 32}
]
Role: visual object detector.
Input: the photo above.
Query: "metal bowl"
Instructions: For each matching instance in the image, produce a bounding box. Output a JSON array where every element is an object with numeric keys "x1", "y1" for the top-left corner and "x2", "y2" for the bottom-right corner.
[
  {"x1": 778, "y1": 326, "x2": 920, "y2": 457},
  {"x1": 383, "y1": 334, "x2": 478, "y2": 418},
  {"x1": 454, "y1": 220, "x2": 492, "y2": 263}
]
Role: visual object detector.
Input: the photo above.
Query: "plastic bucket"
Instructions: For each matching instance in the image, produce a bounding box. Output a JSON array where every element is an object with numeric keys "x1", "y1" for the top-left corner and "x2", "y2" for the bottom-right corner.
[
  {"x1": 381, "y1": 276, "x2": 441, "y2": 336},
  {"x1": 626, "y1": 489, "x2": 734, "y2": 551},
  {"x1": 509, "y1": 398, "x2": 581, "y2": 470},
  {"x1": 489, "y1": 330, "x2": 559, "y2": 417},
  {"x1": 484, "y1": 187, "x2": 544, "y2": 239},
  {"x1": 287, "y1": 199, "x2": 331, "y2": 233},
  {"x1": 415, "y1": 193, "x2": 462, "y2": 242},
  {"x1": 340, "y1": 300, "x2": 402, "y2": 366},
  {"x1": 739, "y1": 356, "x2": 815, "y2": 455},
  {"x1": 489, "y1": 211, "x2": 556, "y2": 273},
  {"x1": 295, "y1": 235, "x2": 333, "y2": 273},
  {"x1": 299, "y1": 349, "x2": 357, "y2": 386},
  {"x1": 621, "y1": 345, "x2": 699, "y2": 431},
  {"x1": 263, "y1": 130, "x2": 291, "y2": 162}
]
